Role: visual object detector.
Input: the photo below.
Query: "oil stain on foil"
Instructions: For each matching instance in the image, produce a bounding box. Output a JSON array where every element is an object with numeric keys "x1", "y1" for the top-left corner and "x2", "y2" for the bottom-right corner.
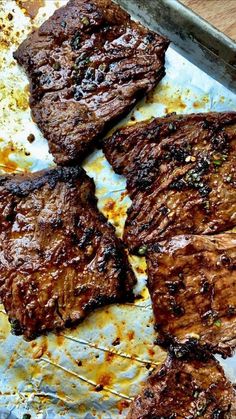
[{"x1": 16, "y1": 0, "x2": 45, "y2": 20}]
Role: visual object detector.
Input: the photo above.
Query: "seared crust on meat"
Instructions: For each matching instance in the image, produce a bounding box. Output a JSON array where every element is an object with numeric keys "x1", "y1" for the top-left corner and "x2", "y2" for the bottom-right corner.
[
  {"x1": 147, "y1": 233, "x2": 236, "y2": 357},
  {"x1": 0, "y1": 166, "x2": 135, "y2": 340},
  {"x1": 103, "y1": 112, "x2": 236, "y2": 253},
  {"x1": 127, "y1": 354, "x2": 235, "y2": 419},
  {"x1": 14, "y1": 0, "x2": 169, "y2": 165}
]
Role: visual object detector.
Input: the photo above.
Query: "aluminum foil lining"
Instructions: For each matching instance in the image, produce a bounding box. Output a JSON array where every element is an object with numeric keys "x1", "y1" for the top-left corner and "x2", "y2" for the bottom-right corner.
[{"x1": 0, "y1": 1, "x2": 236, "y2": 418}]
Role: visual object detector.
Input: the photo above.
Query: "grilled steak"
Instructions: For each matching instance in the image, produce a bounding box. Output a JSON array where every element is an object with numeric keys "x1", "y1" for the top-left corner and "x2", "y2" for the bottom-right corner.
[
  {"x1": 103, "y1": 112, "x2": 236, "y2": 254},
  {"x1": 127, "y1": 354, "x2": 235, "y2": 419},
  {"x1": 14, "y1": 0, "x2": 169, "y2": 165},
  {"x1": 0, "y1": 166, "x2": 135, "y2": 340},
  {"x1": 146, "y1": 233, "x2": 236, "y2": 357}
]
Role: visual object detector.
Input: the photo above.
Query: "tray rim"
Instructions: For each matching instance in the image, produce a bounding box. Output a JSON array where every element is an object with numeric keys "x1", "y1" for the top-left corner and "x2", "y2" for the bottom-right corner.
[{"x1": 116, "y1": 0, "x2": 236, "y2": 93}]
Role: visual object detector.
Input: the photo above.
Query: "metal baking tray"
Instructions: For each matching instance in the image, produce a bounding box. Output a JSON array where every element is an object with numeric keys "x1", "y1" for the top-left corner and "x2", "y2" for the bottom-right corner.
[
  {"x1": 118, "y1": 0, "x2": 236, "y2": 92},
  {"x1": 0, "y1": 1, "x2": 235, "y2": 418}
]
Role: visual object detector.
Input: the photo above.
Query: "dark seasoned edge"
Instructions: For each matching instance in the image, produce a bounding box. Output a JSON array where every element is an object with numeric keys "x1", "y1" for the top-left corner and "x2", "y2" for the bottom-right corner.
[
  {"x1": 10, "y1": 291, "x2": 135, "y2": 341},
  {"x1": 92, "y1": 70, "x2": 167, "y2": 152},
  {"x1": 108, "y1": 110, "x2": 236, "y2": 140},
  {"x1": 10, "y1": 272, "x2": 136, "y2": 341},
  {"x1": 0, "y1": 164, "x2": 133, "y2": 244},
  {"x1": 0, "y1": 166, "x2": 89, "y2": 197},
  {"x1": 94, "y1": 67, "x2": 167, "y2": 148},
  {"x1": 153, "y1": 333, "x2": 234, "y2": 360},
  {"x1": 152, "y1": 305, "x2": 236, "y2": 358},
  {"x1": 153, "y1": 349, "x2": 223, "y2": 378},
  {"x1": 103, "y1": 110, "x2": 236, "y2": 175}
]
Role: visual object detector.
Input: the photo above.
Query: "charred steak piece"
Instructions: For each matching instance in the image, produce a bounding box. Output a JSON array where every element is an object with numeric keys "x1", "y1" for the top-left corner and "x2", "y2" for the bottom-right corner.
[
  {"x1": 0, "y1": 166, "x2": 135, "y2": 340},
  {"x1": 103, "y1": 112, "x2": 236, "y2": 254},
  {"x1": 146, "y1": 233, "x2": 236, "y2": 357},
  {"x1": 127, "y1": 354, "x2": 235, "y2": 419},
  {"x1": 14, "y1": 0, "x2": 169, "y2": 165}
]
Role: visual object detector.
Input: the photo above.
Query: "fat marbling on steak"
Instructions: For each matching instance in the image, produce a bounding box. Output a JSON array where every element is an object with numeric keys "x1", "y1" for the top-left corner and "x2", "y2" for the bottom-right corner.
[
  {"x1": 0, "y1": 166, "x2": 135, "y2": 340},
  {"x1": 147, "y1": 233, "x2": 236, "y2": 357},
  {"x1": 14, "y1": 0, "x2": 169, "y2": 164},
  {"x1": 127, "y1": 354, "x2": 235, "y2": 419},
  {"x1": 103, "y1": 112, "x2": 236, "y2": 254}
]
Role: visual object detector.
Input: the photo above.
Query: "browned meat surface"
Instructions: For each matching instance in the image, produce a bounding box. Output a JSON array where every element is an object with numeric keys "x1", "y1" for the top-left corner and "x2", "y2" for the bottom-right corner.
[
  {"x1": 146, "y1": 233, "x2": 236, "y2": 357},
  {"x1": 127, "y1": 354, "x2": 235, "y2": 419},
  {"x1": 103, "y1": 112, "x2": 236, "y2": 254},
  {"x1": 0, "y1": 166, "x2": 135, "y2": 340},
  {"x1": 13, "y1": 0, "x2": 169, "y2": 165}
]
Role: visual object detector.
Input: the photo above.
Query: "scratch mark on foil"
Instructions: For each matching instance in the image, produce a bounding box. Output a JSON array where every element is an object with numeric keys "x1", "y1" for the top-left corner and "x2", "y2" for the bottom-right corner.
[
  {"x1": 0, "y1": 393, "x2": 20, "y2": 397},
  {"x1": 123, "y1": 303, "x2": 152, "y2": 309},
  {"x1": 0, "y1": 164, "x2": 25, "y2": 173},
  {"x1": 0, "y1": 309, "x2": 6, "y2": 315},
  {"x1": 109, "y1": 188, "x2": 126, "y2": 193},
  {"x1": 39, "y1": 357, "x2": 133, "y2": 401},
  {"x1": 31, "y1": 391, "x2": 73, "y2": 403},
  {"x1": 5, "y1": 406, "x2": 16, "y2": 419},
  {"x1": 62, "y1": 335, "x2": 160, "y2": 367},
  {"x1": 0, "y1": 391, "x2": 72, "y2": 404}
]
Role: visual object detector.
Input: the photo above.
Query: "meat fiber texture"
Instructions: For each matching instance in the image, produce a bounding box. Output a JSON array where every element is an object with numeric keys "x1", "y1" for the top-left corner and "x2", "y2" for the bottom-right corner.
[
  {"x1": 14, "y1": 0, "x2": 169, "y2": 165},
  {"x1": 146, "y1": 233, "x2": 236, "y2": 358},
  {"x1": 127, "y1": 354, "x2": 235, "y2": 419},
  {"x1": 103, "y1": 111, "x2": 236, "y2": 254},
  {"x1": 0, "y1": 166, "x2": 136, "y2": 340}
]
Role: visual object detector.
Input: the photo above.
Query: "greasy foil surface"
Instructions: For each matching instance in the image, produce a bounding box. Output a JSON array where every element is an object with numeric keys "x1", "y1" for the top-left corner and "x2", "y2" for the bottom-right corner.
[{"x1": 0, "y1": 1, "x2": 236, "y2": 418}]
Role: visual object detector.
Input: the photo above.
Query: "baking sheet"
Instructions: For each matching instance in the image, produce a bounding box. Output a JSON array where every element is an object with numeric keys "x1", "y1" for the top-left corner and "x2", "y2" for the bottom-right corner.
[{"x1": 0, "y1": 1, "x2": 236, "y2": 418}]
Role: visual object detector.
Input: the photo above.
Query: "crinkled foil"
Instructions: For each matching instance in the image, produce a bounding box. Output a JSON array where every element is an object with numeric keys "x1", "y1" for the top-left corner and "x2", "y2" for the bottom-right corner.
[{"x1": 0, "y1": 1, "x2": 236, "y2": 418}]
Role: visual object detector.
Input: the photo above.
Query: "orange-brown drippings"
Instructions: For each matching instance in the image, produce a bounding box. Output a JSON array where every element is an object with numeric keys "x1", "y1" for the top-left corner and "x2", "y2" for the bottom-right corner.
[
  {"x1": 148, "y1": 348, "x2": 155, "y2": 357},
  {"x1": 120, "y1": 191, "x2": 128, "y2": 200},
  {"x1": 105, "y1": 351, "x2": 115, "y2": 363},
  {"x1": 103, "y1": 198, "x2": 127, "y2": 224},
  {"x1": 57, "y1": 389, "x2": 67, "y2": 402},
  {"x1": 56, "y1": 334, "x2": 65, "y2": 346},
  {"x1": 30, "y1": 362, "x2": 42, "y2": 377},
  {"x1": 104, "y1": 199, "x2": 115, "y2": 212},
  {"x1": 146, "y1": 84, "x2": 187, "y2": 114},
  {"x1": 97, "y1": 373, "x2": 113, "y2": 387},
  {"x1": 42, "y1": 374, "x2": 58, "y2": 387},
  {"x1": 136, "y1": 265, "x2": 146, "y2": 275},
  {"x1": 32, "y1": 338, "x2": 48, "y2": 359},
  {"x1": 127, "y1": 330, "x2": 135, "y2": 341},
  {"x1": 8, "y1": 352, "x2": 17, "y2": 369},
  {"x1": 117, "y1": 400, "x2": 130, "y2": 414},
  {"x1": 85, "y1": 156, "x2": 104, "y2": 174},
  {"x1": 0, "y1": 143, "x2": 31, "y2": 173},
  {"x1": 16, "y1": 0, "x2": 45, "y2": 19},
  {"x1": 193, "y1": 96, "x2": 209, "y2": 109},
  {"x1": 0, "y1": 145, "x2": 18, "y2": 173}
]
